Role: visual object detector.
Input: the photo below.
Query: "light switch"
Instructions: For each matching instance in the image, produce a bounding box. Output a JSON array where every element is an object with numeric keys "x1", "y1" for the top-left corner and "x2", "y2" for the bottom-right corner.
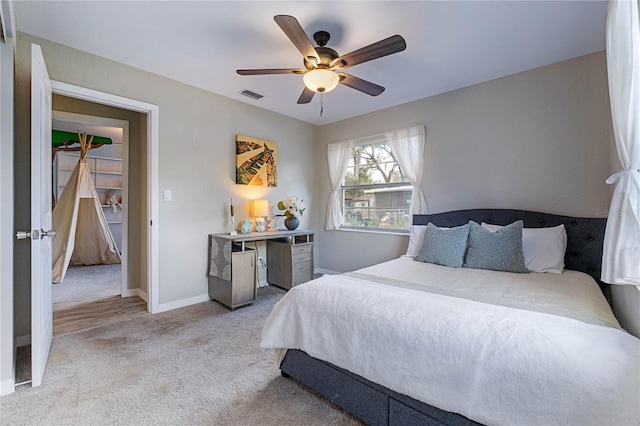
[{"x1": 163, "y1": 190, "x2": 172, "y2": 202}]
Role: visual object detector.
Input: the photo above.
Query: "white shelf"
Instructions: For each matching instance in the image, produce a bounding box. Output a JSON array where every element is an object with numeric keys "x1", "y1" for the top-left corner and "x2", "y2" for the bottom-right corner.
[
  {"x1": 58, "y1": 167, "x2": 121, "y2": 176},
  {"x1": 57, "y1": 185, "x2": 122, "y2": 190},
  {"x1": 56, "y1": 152, "x2": 122, "y2": 162}
]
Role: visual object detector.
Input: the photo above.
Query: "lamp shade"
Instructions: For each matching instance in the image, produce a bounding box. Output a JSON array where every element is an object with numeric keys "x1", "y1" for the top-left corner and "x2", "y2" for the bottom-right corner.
[
  {"x1": 303, "y1": 69, "x2": 340, "y2": 93},
  {"x1": 252, "y1": 199, "x2": 269, "y2": 218}
]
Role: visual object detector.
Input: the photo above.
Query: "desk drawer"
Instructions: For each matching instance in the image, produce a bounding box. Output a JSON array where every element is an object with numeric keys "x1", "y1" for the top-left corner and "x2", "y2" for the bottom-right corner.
[
  {"x1": 292, "y1": 251, "x2": 313, "y2": 264},
  {"x1": 267, "y1": 240, "x2": 314, "y2": 290},
  {"x1": 291, "y1": 243, "x2": 313, "y2": 256},
  {"x1": 292, "y1": 261, "x2": 313, "y2": 285}
]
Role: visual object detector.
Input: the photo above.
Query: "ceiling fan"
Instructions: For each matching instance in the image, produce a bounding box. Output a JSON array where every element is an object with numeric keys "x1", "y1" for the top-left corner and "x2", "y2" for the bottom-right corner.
[{"x1": 237, "y1": 15, "x2": 407, "y2": 105}]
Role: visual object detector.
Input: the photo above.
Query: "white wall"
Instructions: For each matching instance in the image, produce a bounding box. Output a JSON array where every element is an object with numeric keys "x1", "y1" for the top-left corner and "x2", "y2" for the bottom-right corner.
[
  {"x1": 0, "y1": 3, "x2": 15, "y2": 395},
  {"x1": 13, "y1": 32, "x2": 319, "y2": 338},
  {"x1": 316, "y1": 52, "x2": 613, "y2": 273}
]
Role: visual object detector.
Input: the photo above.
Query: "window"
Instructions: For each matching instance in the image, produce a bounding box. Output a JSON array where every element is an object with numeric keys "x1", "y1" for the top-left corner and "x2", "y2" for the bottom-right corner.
[{"x1": 341, "y1": 138, "x2": 411, "y2": 232}]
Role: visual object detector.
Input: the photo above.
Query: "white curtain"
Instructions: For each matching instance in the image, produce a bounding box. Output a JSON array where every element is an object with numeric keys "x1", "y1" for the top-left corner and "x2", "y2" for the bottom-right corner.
[
  {"x1": 325, "y1": 139, "x2": 354, "y2": 230},
  {"x1": 602, "y1": 0, "x2": 640, "y2": 285},
  {"x1": 385, "y1": 125, "x2": 428, "y2": 218}
]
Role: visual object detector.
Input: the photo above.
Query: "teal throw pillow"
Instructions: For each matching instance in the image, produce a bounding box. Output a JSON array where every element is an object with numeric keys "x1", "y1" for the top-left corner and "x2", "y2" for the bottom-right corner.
[
  {"x1": 415, "y1": 222, "x2": 470, "y2": 268},
  {"x1": 464, "y1": 221, "x2": 529, "y2": 273}
]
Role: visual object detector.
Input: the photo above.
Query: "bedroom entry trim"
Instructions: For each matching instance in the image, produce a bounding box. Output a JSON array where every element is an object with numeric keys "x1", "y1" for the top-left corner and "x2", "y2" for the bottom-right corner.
[{"x1": 50, "y1": 81, "x2": 160, "y2": 313}]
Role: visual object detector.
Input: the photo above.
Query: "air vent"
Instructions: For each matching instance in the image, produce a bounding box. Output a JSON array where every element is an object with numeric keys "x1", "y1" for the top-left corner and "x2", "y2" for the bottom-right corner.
[{"x1": 239, "y1": 89, "x2": 264, "y2": 100}]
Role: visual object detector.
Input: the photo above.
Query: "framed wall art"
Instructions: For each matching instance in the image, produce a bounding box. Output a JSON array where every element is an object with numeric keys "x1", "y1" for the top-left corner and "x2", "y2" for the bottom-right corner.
[{"x1": 235, "y1": 134, "x2": 278, "y2": 187}]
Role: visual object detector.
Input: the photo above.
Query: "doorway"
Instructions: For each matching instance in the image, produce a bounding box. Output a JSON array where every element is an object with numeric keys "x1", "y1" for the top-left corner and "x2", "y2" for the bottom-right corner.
[
  {"x1": 50, "y1": 81, "x2": 160, "y2": 314},
  {"x1": 52, "y1": 81, "x2": 158, "y2": 313},
  {"x1": 50, "y1": 112, "x2": 129, "y2": 314}
]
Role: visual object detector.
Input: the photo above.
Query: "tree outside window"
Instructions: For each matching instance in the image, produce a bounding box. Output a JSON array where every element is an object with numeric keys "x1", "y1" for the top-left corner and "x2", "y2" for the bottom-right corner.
[{"x1": 342, "y1": 141, "x2": 411, "y2": 231}]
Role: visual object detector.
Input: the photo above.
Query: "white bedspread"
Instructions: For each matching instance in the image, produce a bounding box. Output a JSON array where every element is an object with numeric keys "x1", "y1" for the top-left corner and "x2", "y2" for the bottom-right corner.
[{"x1": 261, "y1": 257, "x2": 640, "y2": 425}]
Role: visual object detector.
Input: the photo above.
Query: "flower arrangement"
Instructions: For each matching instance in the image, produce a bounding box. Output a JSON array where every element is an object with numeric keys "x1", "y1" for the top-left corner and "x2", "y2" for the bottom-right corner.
[{"x1": 277, "y1": 196, "x2": 305, "y2": 219}]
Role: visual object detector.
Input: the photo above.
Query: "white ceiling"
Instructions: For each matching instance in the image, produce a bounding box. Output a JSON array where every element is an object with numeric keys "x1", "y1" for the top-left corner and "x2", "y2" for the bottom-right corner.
[{"x1": 15, "y1": 1, "x2": 608, "y2": 126}]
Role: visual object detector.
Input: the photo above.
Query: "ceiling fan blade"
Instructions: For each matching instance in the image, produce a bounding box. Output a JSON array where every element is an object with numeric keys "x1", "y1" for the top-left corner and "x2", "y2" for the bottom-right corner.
[
  {"x1": 338, "y1": 73, "x2": 385, "y2": 96},
  {"x1": 297, "y1": 87, "x2": 315, "y2": 104},
  {"x1": 236, "y1": 68, "x2": 305, "y2": 75},
  {"x1": 274, "y1": 15, "x2": 320, "y2": 64},
  {"x1": 331, "y1": 35, "x2": 406, "y2": 70}
]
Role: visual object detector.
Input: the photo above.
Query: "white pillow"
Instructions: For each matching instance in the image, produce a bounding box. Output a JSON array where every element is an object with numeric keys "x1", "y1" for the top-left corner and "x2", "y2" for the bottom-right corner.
[
  {"x1": 481, "y1": 222, "x2": 567, "y2": 274},
  {"x1": 406, "y1": 225, "x2": 427, "y2": 257}
]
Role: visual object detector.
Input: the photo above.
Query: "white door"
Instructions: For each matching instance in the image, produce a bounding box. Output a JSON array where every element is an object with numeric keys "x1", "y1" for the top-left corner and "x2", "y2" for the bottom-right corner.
[{"x1": 30, "y1": 44, "x2": 53, "y2": 387}]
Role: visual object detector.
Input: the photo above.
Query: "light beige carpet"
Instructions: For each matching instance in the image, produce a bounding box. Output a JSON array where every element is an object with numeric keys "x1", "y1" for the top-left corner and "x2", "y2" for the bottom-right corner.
[
  {"x1": 1, "y1": 286, "x2": 361, "y2": 425},
  {"x1": 53, "y1": 264, "x2": 121, "y2": 304}
]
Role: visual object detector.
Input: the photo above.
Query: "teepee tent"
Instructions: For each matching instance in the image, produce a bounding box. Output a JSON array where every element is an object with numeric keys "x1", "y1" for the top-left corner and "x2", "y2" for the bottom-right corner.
[{"x1": 52, "y1": 132, "x2": 121, "y2": 283}]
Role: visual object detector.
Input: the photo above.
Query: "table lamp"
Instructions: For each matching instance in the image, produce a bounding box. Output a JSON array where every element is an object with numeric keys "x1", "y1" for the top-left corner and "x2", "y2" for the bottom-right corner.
[{"x1": 252, "y1": 199, "x2": 269, "y2": 232}]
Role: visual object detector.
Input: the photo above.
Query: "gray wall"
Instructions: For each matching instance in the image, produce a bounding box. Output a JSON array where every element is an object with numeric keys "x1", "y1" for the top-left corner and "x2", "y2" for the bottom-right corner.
[
  {"x1": 611, "y1": 285, "x2": 640, "y2": 338},
  {"x1": 14, "y1": 32, "x2": 319, "y2": 337},
  {"x1": 11, "y1": 33, "x2": 639, "y2": 340},
  {"x1": 315, "y1": 50, "x2": 640, "y2": 338},
  {"x1": 316, "y1": 52, "x2": 613, "y2": 273}
]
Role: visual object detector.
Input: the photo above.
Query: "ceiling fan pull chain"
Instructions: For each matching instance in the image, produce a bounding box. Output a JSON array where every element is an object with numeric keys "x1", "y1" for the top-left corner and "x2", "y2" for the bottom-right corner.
[{"x1": 320, "y1": 92, "x2": 324, "y2": 116}]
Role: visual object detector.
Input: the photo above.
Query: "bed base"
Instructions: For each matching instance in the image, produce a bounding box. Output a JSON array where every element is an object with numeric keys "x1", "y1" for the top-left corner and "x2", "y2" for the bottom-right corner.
[
  {"x1": 279, "y1": 209, "x2": 608, "y2": 425},
  {"x1": 280, "y1": 349, "x2": 480, "y2": 426}
]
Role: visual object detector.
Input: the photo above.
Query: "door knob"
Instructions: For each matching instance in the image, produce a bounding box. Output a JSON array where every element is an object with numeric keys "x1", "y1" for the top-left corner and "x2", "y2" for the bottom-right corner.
[{"x1": 16, "y1": 229, "x2": 56, "y2": 240}]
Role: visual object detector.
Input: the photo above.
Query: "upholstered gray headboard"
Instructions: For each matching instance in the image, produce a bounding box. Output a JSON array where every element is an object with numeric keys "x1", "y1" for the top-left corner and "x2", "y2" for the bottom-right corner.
[{"x1": 413, "y1": 209, "x2": 607, "y2": 289}]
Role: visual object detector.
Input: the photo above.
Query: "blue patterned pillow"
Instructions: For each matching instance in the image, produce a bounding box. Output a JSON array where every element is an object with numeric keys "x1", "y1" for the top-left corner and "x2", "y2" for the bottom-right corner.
[
  {"x1": 415, "y1": 222, "x2": 470, "y2": 268},
  {"x1": 464, "y1": 221, "x2": 529, "y2": 273}
]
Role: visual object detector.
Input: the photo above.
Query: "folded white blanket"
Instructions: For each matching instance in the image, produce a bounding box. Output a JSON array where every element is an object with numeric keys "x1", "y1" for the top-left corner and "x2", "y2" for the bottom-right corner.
[
  {"x1": 261, "y1": 260, "x2": 640, "y2": 425},
  {"x1": 355, "y1": 256, "x2": 621, "y2": 329}
]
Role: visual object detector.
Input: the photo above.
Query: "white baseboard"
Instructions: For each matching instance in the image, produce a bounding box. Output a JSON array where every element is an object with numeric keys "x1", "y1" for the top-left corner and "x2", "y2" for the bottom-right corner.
[
  {"x1": 1, "y1": 378, "x2": 15, "y2": 396},
  {"x1": 156, "y1": 293, "x2": 210, "y2": 313},
  {"x1": 315, "y1": 268, "x2": 339, "y2": 275},
  {"x1": 122, "y1": 288, "x2": 136, "y2": 297},
  {"x1": 123, "y1": 287, "x2": 148, "y2": 302},
  {"x1": 15, "y1": 334, "x2": 30, "y2": 348}
]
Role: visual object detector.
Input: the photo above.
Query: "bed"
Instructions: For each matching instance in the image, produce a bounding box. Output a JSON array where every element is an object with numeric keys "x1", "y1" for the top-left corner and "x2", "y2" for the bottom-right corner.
[{"x1": 260, "y1": 209, "x2": 640, "y2": 425}]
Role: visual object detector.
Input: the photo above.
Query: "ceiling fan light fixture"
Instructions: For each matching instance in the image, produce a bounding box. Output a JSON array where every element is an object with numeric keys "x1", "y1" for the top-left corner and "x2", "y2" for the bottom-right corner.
[{"x1": 303, "y1": 69, "x2": 339, "y2": 93}]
